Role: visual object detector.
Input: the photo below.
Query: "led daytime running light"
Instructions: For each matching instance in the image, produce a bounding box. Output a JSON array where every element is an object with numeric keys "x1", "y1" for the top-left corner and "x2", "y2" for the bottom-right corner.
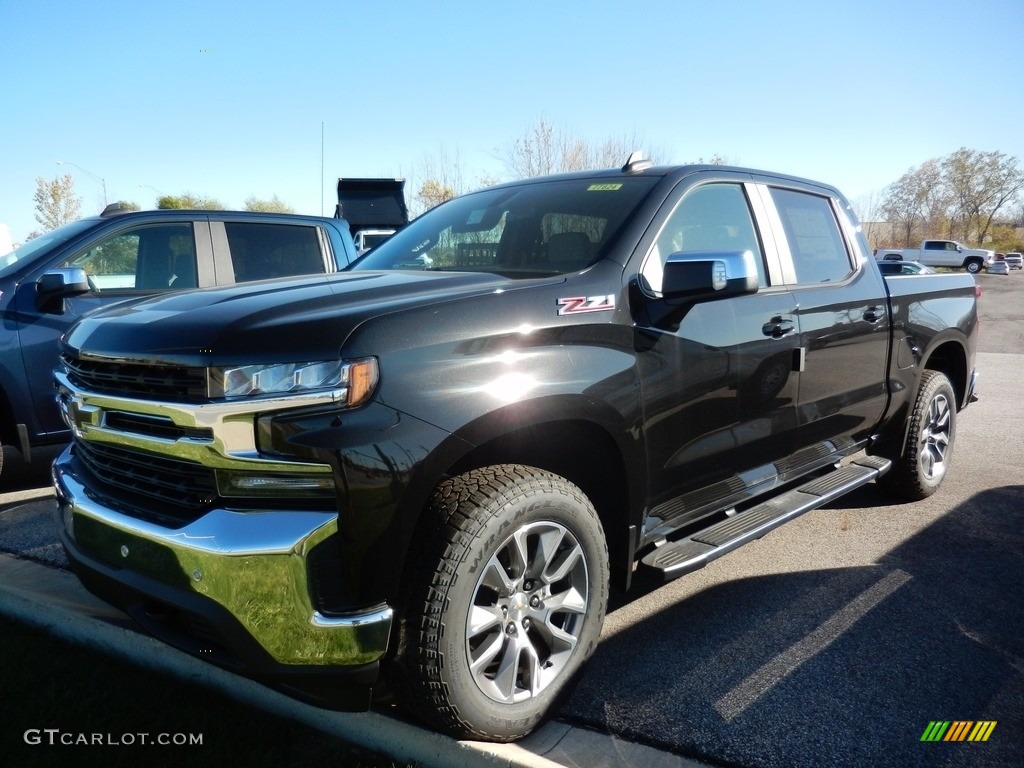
[{"x1": 209, "y1": 358, "x2": 378, "y2": 404}]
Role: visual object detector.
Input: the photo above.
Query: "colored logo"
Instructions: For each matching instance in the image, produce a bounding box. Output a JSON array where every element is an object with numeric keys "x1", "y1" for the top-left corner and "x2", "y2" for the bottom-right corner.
[
  {"x1": 920, "y1": 721, "x2": 997, "y2": 742},
  {"x1": 557, "y1": 294, "x2": 615, "y2": 315}
]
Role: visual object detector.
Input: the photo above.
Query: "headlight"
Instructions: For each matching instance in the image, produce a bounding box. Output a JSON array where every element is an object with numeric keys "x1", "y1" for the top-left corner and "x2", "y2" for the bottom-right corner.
[{"x1": 208, "y1": 357, "x2": 378, "y2": 406}]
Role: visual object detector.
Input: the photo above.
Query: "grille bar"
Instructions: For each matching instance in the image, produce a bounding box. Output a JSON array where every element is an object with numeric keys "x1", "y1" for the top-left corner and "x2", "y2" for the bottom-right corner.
[
  {"x1": 63, "y1": 355, "x2": 208, "y2": 402},
  {"x1": 104, "y1": 411, "x2": 214, "y2": 442},
  {"x1": 74, "y1": 439, "x2": 217, "y2": 526}
]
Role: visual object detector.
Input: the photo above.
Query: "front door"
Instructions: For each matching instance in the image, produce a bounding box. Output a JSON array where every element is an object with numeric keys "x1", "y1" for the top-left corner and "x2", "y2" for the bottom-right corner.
[
  {"x1": 17, "y1": 221, "x2": 201, "y2": 438},
  {"x1": 632, "y1": 180, "x2": 801, "y2": 539}
]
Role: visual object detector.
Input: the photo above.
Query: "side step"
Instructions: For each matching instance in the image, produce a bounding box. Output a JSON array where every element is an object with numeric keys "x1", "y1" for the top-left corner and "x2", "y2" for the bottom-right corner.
[{"x1": 639, "y1": 455, "x2": 891, "y2": 580}]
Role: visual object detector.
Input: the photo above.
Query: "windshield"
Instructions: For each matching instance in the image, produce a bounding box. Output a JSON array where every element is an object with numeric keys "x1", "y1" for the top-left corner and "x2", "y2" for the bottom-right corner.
[
  {"x1": 0, "y1": 218, "x2": 97, "y2": 279},
  {"x1": 352, "y1": 177, "x2": 659, "y2": 277}
]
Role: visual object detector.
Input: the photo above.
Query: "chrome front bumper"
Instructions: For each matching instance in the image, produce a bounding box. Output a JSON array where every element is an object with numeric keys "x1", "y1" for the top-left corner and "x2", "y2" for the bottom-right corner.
[{"x1": 53, "y1": 450, "x2": 392, "y2": 669}]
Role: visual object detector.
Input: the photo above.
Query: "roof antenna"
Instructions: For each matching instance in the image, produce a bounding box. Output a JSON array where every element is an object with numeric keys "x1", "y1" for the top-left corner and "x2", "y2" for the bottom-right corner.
[{"x1": 622, "y1": 151, "x2": 653, "y2": 173}]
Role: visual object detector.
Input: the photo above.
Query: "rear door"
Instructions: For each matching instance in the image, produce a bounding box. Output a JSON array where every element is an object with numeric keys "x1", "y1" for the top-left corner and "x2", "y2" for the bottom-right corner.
[
  {"x1": 632, "y1": 176, "x2": 802, "y2": 537},
  {"x1": 756, "y1": 182, "x2": 890, "y2": 468}
]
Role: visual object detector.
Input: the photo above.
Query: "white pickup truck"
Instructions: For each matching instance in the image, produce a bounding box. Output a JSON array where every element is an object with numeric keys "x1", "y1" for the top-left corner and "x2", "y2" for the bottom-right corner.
[{"x1": 875, "y1": 239, "x2": 994, "y2": 273}]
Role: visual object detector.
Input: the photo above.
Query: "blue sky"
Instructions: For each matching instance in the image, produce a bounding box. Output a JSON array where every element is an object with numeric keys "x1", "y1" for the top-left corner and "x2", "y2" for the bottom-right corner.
[{"x1": 2, "y1": 0, "x2": 1022, "y2": 243}]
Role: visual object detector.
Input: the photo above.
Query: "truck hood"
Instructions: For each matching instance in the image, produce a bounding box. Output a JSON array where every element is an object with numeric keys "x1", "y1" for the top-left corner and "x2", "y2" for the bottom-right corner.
[{"x1": 62, "y1": 270, "x2": 526, "y2": 365}]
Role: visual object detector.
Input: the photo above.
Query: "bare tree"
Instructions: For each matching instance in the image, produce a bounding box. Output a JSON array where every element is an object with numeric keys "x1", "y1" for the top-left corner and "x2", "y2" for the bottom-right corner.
[
  {"x1": 853, "y1": 189, "x2": 889, "y2": 250},
  {"x1": 411, "y1": 146, "x2": 466, "y2": 215},
  {"x1": 408, "y1": 146, "x2": 502, "y2": 217},
  {"x1": 33, "y1": 173, "x2": 82, "y2": 231},
  {"x1": 505, "y1": 119, "x2": 668, "y2": 179}
]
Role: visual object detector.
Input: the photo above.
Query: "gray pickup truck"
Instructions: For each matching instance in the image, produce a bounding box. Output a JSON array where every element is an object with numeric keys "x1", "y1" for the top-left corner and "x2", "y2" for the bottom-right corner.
[
  {"x1": 0, "y1": 208, "x2": 358, "y2": 478},
  {"x1": 53, "y1": 159, "x2": 978, "y2": 741}
]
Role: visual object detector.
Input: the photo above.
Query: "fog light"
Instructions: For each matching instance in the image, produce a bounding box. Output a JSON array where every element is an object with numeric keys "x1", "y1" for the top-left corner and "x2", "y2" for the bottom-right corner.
[{"x1": 216, "y1": 471, "x2": 336, "y2": 498}]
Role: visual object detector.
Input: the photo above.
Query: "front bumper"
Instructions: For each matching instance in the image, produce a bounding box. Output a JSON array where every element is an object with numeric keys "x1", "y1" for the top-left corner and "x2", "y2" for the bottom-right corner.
[{"x1": 53, "y1": 449, "x2": 392, "y2": 706}]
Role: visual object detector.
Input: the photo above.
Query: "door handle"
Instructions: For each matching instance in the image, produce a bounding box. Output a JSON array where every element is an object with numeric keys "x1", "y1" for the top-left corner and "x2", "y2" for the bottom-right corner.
[
  {"x1": 863, "y1": 306, "x2": 886, "y2": 323},
  {"x1": 762, "y1": 317, "x2": 795, "y2": 338}
]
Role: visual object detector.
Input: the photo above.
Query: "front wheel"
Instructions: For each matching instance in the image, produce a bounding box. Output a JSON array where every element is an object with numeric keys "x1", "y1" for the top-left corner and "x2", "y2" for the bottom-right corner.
[
  {"x1": 880, "y1": 370, "x2": 956, "y2": 500},
  {"x1": 390, "y1": 465, "x2": 609, "y2": 741},
  {"x1": 964, "y1": 259, "x2": 982, "y2": 274}
]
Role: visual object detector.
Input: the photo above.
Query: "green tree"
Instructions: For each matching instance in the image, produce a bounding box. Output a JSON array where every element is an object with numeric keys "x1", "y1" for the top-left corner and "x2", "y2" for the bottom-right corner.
[
  {"x1": 33, "y1": 173, "x2": 82, "y2": 231},
  {"x1": 416, "y1": 179, "x2": 458, "y2": 212},
  {"x1": 986, "y1": 223, "x2": 1024, "y2": 254},
  {"x1": 878, "y1": 150, "x2": 1024, "y2": 247},
  {"x1": 941, "y1": 148, "x2": 1024, "y2": 244},
  {"x1": 880, "y1": 160, "x2": 947, "y2": 246},
  {"x1": 157, "y1": 193, "x2": 225, "y2": 210},
  {"x1": 243, "y1": 195, "x2": 295, "y2": 213}
]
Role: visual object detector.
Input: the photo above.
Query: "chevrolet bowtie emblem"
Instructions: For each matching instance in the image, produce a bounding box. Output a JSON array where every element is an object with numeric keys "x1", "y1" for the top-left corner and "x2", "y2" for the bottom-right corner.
[{"x1": 58, "y1": 393, "x2": 101, "y2": 437}]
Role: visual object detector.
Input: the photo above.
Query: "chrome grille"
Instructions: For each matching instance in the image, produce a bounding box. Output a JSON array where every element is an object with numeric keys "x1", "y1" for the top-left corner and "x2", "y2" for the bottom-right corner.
[{"x1": 73, "y1": 439, "x2": 217, "y2": 526}]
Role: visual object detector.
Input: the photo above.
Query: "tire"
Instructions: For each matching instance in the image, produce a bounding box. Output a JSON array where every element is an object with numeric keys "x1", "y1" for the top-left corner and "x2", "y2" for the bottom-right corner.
[
  {"x1": 390, "y1": 464, "x2": 609, "y2": 741},
  {"x1": 964, "y1": 259, "x2": 982, "y2": 274},
  {"x1": 880, "y1": 370, "x2": 956, "y2": 500}
]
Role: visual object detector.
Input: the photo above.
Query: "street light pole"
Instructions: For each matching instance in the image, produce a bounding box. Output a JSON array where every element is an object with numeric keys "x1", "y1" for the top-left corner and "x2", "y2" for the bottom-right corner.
[
  {"x1": 138, "y1": 184, "x2": 164, "y2": 205},
  {"x1": 56, "y1": 160, "x2": 108, "y2": 206}
]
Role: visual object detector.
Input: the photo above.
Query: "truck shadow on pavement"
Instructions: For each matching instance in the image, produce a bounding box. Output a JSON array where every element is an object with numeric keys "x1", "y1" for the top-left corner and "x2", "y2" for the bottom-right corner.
[{"x1": 561, "y1": 486, "x2": 1024, "y2": 768}]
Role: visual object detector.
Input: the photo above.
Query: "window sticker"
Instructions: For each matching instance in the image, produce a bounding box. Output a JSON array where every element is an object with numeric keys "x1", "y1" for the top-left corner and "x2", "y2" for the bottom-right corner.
[{"x1": 587, "y1": 183, "x2": 623, "y2": 191}]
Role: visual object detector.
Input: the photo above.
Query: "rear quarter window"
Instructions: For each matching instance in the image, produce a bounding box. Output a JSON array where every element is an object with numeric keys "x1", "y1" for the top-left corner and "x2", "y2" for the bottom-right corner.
[
  {"x1": 225, "y1": 223, "x2": 325, "y2": 281},
  {"x1": 769, "y1": 188, "x2": 852, "y2": 285}
]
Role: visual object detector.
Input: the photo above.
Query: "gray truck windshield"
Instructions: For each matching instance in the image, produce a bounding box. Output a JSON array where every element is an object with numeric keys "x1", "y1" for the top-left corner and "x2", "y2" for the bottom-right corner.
[{"x1": 0, "y1": 218, "x2": 96, "y2": 278}]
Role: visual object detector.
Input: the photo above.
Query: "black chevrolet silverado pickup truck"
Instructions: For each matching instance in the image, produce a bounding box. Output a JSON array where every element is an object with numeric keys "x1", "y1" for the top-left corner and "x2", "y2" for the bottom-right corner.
[{"x1": 52, "y1": 157, "x2": 978, "y2": 742}]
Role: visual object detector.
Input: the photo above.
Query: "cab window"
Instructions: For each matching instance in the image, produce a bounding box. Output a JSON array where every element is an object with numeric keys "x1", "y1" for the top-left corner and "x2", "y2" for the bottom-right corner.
[
  {"x1": 61, "y1": 223, "x2": 197, "y2": 291},
  {"x1": 769, "y1": 188, "x2": 852, "y2": 285},
  {"x1": 224, "y1": 223, "x2": 325, "y2": 282},
  {"x1": 641, "y1": 183, "x2": 766, "y2": 293}
]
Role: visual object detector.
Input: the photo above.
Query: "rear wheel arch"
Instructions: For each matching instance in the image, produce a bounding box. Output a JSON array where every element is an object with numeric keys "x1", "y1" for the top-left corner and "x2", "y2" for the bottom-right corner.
[{"x1": 920, "y1": 340, "x2": 969, "y2": 408}]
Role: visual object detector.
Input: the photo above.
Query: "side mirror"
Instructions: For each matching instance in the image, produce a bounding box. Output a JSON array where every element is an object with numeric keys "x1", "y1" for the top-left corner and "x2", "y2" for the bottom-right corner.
[
  {"x1": 662, "y1": 250, "x2": 759, "y2": 303},
  {"x1": 956, "y1": 244, "x2": 963, "y2": 253},
  {"x1": 36, "y1": 267, "x2": 91, "y2": 312}
]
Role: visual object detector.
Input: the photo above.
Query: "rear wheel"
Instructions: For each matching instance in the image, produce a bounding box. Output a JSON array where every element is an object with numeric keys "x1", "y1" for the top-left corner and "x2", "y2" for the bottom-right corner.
[
  {"x1": 880, "y1": 370, "x2": 956, "y2": 500},
  {"x1": 390, "y1": 464, "x2": 608, "y2": 741}
]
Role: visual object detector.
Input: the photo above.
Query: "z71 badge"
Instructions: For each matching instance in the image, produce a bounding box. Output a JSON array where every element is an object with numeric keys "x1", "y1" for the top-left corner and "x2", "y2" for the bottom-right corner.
[{"x1": 557, "y1": 294, "x2": 616, "y2": 315}]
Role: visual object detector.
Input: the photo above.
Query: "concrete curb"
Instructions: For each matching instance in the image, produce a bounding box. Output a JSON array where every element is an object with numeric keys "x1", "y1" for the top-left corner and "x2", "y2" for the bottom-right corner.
[{"x1": 0, "y1": 551, "x2": 708, "y2": 768}]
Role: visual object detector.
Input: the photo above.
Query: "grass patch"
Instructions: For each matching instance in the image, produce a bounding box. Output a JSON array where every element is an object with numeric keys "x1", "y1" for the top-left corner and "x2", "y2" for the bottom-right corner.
[{"x1": 0, "y1": 615, "x2": 415, "y2": 768}]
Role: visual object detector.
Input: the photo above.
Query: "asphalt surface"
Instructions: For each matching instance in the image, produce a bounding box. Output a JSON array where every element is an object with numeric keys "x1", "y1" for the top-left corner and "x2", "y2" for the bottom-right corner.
[{"x1": 1, "y1": 270, "x2": 1021, "y2": 767}]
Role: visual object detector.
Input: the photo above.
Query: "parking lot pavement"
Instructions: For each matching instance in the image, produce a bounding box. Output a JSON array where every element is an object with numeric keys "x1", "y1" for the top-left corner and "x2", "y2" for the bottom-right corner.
[
  {"x1": 558, "y1": 350, "x2": 1023, "y2": 768},
  {"x1": 0, "y1": 521, "x2": 711, "y2": 768}
]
